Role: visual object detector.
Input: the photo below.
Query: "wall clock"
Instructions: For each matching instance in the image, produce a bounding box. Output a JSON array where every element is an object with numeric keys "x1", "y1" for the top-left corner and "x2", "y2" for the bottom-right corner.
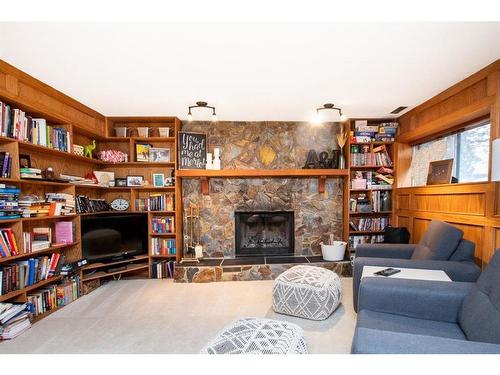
[{"x1": 111, "y1": 197, "x2": 130, "y2": 211}]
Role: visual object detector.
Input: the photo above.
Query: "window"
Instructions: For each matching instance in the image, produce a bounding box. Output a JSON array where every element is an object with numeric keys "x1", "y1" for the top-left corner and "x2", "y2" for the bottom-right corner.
[{"x1": 410, "y1": 122, "x2": 490, "y2": 186}]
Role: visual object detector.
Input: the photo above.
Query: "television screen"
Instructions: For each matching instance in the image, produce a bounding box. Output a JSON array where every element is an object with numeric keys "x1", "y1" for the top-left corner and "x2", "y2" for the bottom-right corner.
[{"x1": 81, "y1": 214, "x2": 148, "y2": 262}]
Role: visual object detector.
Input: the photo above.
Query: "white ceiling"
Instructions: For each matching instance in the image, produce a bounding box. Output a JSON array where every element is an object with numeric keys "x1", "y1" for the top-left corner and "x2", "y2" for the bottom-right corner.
[{"x1": 0, "y1": 22, "x2": 499, "y2": 121}]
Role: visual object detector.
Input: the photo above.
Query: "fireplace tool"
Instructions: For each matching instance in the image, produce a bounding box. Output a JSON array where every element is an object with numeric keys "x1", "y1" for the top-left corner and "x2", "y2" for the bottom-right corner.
[{"x1": 180, "y1": 203, "x2": 202, "y2": 263}]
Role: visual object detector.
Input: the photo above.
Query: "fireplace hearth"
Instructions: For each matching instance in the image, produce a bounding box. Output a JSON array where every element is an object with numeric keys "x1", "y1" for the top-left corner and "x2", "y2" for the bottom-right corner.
[{"x1": 235, "y1": 211, "x2": 294, "y2": 257}]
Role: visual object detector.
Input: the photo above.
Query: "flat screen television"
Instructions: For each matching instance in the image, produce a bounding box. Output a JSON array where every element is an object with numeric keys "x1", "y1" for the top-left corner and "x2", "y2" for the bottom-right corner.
[{"x1": 81, "y1": 214, "x2": 148, "y2": 263}]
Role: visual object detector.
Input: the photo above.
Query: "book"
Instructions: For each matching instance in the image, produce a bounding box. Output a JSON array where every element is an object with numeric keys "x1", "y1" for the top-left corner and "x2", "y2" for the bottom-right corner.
[{"x1": 55, "y1": 221, "x2": 74, "y2": 244}]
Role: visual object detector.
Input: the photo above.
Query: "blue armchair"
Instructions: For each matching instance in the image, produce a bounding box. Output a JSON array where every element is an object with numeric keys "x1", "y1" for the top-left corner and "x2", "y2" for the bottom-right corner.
[
  {"x1": 352, "y1": 220, "x2": 481, "y2": 311},
  {"x1": 351, "y1": 249, "x2": 500, "y2": 354}
]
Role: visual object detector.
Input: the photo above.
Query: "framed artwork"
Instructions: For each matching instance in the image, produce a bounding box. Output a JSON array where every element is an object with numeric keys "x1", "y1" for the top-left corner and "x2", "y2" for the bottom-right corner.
[
  {"x1": 126, "y1": 175, "x2": 144, "y2": 187},
  {"x1": 115, "y1": 178, "x2": 127, "y2": 187},
  {"x1": 427, "y1": 159, "x2": 454, "y2": 185},
  {"x1": 19, "y1": 154, "x2": 31, "y2": 168},
  {"x1": 153, "y1": 173, "x2": 165, "y2": 187},
  {"x1": 150, "y1": 147, "x2": 171, "y2": 163},
  {"x1": 135, "y1": 143, "x2": 151, "y2": 162}
]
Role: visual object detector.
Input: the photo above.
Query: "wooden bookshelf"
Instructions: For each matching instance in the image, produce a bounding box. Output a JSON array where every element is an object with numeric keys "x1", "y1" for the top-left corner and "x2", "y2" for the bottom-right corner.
[
  {"x1": 0, "y1": 65, "x2": 182, "y2": 326},
  {"x1": 347, "y1": 119, "x2": 397, "y2": 254}
]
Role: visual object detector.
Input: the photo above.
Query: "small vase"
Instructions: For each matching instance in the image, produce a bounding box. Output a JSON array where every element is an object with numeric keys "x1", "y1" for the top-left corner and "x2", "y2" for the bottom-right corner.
[{"x1": 339, "y1": 154, "x2": 346, "y2": 169}]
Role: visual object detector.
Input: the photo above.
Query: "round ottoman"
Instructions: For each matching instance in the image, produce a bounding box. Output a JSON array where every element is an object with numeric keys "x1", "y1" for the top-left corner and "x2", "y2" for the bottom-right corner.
[
  {"x1": 272, "y1": 265, "x2": 342, "y2": 320},
  {"x1": 200, "y1": 317, "x2": 308, "y2": 354}
]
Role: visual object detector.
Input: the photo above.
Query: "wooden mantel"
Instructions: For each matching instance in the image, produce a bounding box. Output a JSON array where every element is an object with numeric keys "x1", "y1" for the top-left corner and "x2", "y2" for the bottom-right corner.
[{"x1": 176, "y1": 168, "x2": 349, "y2": 195}]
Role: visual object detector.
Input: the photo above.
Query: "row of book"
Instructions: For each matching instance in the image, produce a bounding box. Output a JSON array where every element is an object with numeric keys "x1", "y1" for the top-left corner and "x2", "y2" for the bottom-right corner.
[
  {"x1": 0, "y1": 186, "x2": 22, "y2": 220},
  {"x1": 350, "y1": 217, "x2": 390, "y2": 232},
  {"x1": 350, "y1": 120, "x2": 398, "y2": 143},
  {"x1": 349, "y1": 235, "x2": 384, "y2": 250},
  {"x1": 151, "y1": 216, "x2": 175, "y2": 234},
  {"x1": 0, "y1": 102, "x2": 71, "y2": 152},
  {"x1": 135, "y1": 193, "x2": 174, "y2": 212},
  {"x1": 22, "y1": 222, "x2": 76, "y2": 253},
  {"x1": 150, "y1": 260, "x2": 175, "y2": 279},
  {"x1": 75, "y1": 195, "x2": 111, "y2": 214},
  {"x1": 0, "y1": 228, "x2": 19, "y2": 258},
  {"x1": 0, "y1": 253, "x2": 64, "y2": 296},
  {"x1": 27, "y1": 275, "x2": 80, "y2": 319},
  {"x1": 372, "y1": 190, "x2": 391, "y2": 212},
  {"x1": 151, "y1": 238, "x2": 176, "y2": 256},
  {"x1": 373, "y1": 145, "x2": 393, "y2": 167},
  {"x1": 0, "y1": 152, "x2": 13, "y2": 178},
  {"x1": 0, "y1": 302, "x2": 31, "y2": 340}
]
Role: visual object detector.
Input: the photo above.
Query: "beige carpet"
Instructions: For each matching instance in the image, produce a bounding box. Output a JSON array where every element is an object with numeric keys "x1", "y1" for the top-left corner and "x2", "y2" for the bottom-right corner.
[{"x1": 0, "y1": 278, "x2": 356, "y2": 354}]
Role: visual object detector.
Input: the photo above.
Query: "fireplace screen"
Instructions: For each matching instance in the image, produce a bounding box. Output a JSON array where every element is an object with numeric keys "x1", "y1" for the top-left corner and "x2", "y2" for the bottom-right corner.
[{"x1": 235, "y1": 211, "x2": 294, "y2": 257}]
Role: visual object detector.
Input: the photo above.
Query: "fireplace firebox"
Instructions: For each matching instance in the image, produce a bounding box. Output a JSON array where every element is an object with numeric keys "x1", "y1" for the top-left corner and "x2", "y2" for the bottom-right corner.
[{"x1": 235, "y1": 211, "x2": 294, "y2": 257}]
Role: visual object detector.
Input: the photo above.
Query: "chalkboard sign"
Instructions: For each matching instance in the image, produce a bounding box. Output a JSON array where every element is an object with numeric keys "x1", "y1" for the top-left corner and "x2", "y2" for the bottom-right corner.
[{"x1": 178, "y1": 131, "x2": 207, "y2": 169}]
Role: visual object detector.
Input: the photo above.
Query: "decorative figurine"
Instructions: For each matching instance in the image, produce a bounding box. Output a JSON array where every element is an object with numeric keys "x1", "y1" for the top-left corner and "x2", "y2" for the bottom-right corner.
[
  {"x1": 206, "y1": 152, "x2": 213, "y2": 170},
  {"x1": 213, "y1": 148, "x2": 221, "y2": 170},
  {"x1": 83, "y1": 140, "x2": 96, "y2": 159}
]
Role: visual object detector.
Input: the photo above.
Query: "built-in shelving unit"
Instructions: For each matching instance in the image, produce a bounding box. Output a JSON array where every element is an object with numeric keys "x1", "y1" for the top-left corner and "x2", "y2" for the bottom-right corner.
[{"x1": 347, "y1": 119, "x2": 396, "y2": 255}]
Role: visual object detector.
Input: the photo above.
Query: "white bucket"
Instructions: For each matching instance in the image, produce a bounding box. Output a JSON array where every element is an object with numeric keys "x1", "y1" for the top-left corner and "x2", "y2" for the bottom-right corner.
[
  {"x1": 159, "y1": 127, "x2": 170, "y2": 137},
  {"x1": 115, "y1": 127, "x2": 127, "y2": 137},
  {"x1": 321, "y1": 241, "x2": 347, "y2": 261}
]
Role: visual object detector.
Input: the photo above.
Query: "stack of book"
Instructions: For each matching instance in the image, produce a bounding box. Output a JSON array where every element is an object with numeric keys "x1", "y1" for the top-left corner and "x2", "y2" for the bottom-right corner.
[
  {"x1": 26, "y1": 275, "x2": 81, "y2": 319},
  {"x1": 151, "y1": 217, "x2": 175, "y2": 234},
  {"x1": 0, "y1": 253, "x2": 63, "y2": 296},
  {"x1": 0, "y1": 152, "x2": 13, "y2": 178},
  {"x1": 75, "y1": 195, "x2": 111, "y2": 213},
  {"x1": 20, "y1": 167, "x2": 42, "y2": 179},
  {"x1": 0, "y1": 303, "x2": 31, "y2": 340},
  {"x1": 25, "y1": 227, "x2": 52, "y2": 252},
  {"x1": 0, "y1": 185, "x2": 22, "y2": 220},
  {"x1": 150, "y1": 260, "x2": 175, "y2": 279},
  {"x1": 0, "y1": 102, "x2": 71, "y2": 152},
  {"x1": 45, "y1": 193, "x2": 75, "y2": 216},
  {"x1": 135, "y1": 193, "x2": 174, "y2": 212},
  {"x1": 151, "y1": 238, "x2": 176, "y2": 256},
  {"x1": 19, "y1": 195, "x2": 51, "y2": 218},
  {"x1": 0, "y1": 228, "x2": 19, "y2": 258},
  {"x1": 351, "y1": 120, "x2": 398, "y2": 143}
]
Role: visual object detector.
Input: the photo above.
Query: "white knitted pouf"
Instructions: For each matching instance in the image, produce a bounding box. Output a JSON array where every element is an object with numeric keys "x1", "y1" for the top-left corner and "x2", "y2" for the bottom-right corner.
[
  {"x1": 272, "y1": 265, "x2": 342, "y2": 320},
  {"x1": 200, "y1": 317, "x2": 308, "y2": 354}
]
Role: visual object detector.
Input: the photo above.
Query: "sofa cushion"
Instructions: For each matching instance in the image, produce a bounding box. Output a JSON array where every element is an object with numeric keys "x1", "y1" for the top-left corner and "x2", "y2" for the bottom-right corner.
[
  {"x1": 357, "y1": 310, "x2": 466, "y2": 340},
  {"x1": 449, "y1": 239, "x2": 476, "y2": 262},
  {"x1": 412, "y1": 221, "x2": 463, "y2": 260},
  {"x1": 459, "y1": 250, "x2": 500, "y2": 344}
]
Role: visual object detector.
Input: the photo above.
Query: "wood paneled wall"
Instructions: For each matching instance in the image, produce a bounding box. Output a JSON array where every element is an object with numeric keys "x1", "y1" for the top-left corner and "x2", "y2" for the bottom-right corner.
[
  {"x1": 395, "y1": 59, "x2": 500, "y2": 267},
  {"x1": 0, "y1": 59, "x2": 105, "y2": 136}
]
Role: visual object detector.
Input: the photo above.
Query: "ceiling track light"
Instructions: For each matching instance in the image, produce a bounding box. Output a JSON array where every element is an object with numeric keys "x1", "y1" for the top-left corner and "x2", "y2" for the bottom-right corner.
[
  {"x1": 187, "y1": 101, "x2": 217, "y2": 122},
  {"x1": 313, "y1": 103, "x2": 347, "y2": 124}
]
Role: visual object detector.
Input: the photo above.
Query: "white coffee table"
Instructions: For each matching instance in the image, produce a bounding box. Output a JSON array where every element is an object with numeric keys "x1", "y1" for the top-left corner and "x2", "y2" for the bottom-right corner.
[{"x1": 361, "y1": 266, "x2": 452, "y2": 282}]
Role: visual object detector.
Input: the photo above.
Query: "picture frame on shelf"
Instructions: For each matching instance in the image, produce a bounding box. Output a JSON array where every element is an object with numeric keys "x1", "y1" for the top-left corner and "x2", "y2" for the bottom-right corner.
[
  {"x1": 153, "y1": 173, "x2": 165, "y2": 187},
  {"x1": 126, "y1": 175, "x2": 144, "y2": 187},
  {"x1": 115, "y1": 178, "x2": 127, "y2": 187},
  {"x1": 164, "y1": 177, "x2": 174, "y2": 186},
  {"x1": 426, "y1": 159, "x2": 454, "y2": 185},
  {"x1": 135, "y1": 143, "x2": 151, "y2": 162},
  {"x1": 19, "y1": 154, "x2": 31, "y2": 168},
  {"x1": 150, "y1": 147, "x2": 171, "y2": 163}
]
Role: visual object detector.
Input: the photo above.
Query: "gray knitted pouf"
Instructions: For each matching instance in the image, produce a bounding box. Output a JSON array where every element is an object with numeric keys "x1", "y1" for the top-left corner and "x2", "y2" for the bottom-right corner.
[
  {"x1": 200, "y1": 317, "x2": 308, "y2": 354},
  {"x1": 272, "y1": 265, "x2": 342, "y2": 320}
]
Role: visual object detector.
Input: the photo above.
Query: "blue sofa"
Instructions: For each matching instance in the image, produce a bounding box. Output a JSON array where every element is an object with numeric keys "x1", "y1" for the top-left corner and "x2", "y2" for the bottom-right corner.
[
  {"x1": 351, "y1": 249, "x2": 500, "y2": 354},
  {"x1": 352, "y1": 220, "x2": 481, "y2": 311}
]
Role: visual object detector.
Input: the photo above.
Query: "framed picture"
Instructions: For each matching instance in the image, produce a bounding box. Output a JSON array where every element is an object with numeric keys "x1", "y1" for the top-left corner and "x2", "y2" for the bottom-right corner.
[
  {"x1": 135, "y1": 143, "x2": 151, "y2": 162},
  {"x1": 150, "y1": 147, "x2": 171, "y2": 163},
  {"x1": 126, "y1": 175, "x2": 144, "y2": 187},
  {"x1": 115, "y1": 178, "x2": 127, "y2": 187},
  {"x1": 19, "y1": 154, "x2": 31, "y2": 168},
  {"x1": 153, "y1": 173, "x2": 165, "y2": 187},
  {"x1": 427, "y1": 159, "x2": 454, "y2": 185}
]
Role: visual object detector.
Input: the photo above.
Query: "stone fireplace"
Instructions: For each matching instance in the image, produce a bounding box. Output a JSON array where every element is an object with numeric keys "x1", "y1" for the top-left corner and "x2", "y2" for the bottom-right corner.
[
  {"x1": 235, "y1": 211, "x2": 294, "y2": 257},
  {"x1": 181, "y1": 120, "x2": 344, "y2": 259}
]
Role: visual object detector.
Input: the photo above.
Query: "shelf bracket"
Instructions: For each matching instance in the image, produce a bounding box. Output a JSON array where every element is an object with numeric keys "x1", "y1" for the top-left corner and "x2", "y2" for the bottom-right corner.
[
  {"x1": 200, "y1": 177, "x2": 209, "y2": 195},
  {"x1": 318, "y1": 176, "x2": 327, "y2": 194}
]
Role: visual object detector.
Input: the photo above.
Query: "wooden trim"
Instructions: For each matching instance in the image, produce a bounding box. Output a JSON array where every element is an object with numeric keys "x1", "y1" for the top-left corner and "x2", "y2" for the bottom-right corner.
[
  {"x1": 397, "y1": 96, "x2": 494, "y2": 144},
  {"x1": 177, "y1": 169, "x2": 348, "y2": 178}
]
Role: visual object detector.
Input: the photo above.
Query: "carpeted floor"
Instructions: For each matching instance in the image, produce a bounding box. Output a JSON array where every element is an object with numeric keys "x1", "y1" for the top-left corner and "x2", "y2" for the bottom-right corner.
[{"x1": 0, "y1": 278, "x2": 356, "y2": 354}]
